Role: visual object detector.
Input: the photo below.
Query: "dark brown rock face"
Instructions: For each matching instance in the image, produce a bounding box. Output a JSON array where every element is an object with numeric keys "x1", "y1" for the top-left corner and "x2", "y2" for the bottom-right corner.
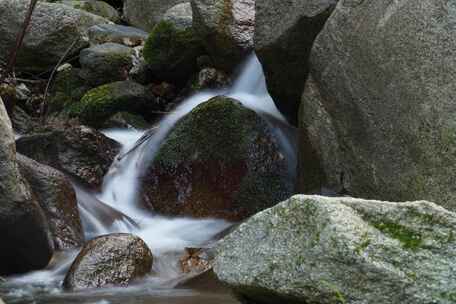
[
  {"x1": 63, "y1": 233, "x2": 153, "y2": 291},
  {"x1": 16, "y1": 125, "x2": 120, "y2": 188},
  {"x1": 0, "y1": 98, "x2": 54, "y2": 275},
  {"x1": 17, "y1": 154, "x2": 84, "y2": 250},
  {"x1": 142, "y1": 96, "x2": 294, "y2": 221}
]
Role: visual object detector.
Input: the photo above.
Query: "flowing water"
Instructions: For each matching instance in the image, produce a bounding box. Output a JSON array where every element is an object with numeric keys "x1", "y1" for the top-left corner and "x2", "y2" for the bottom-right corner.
[{"x1": 0, "y1": 54, "x2": 296, "y2": 304}]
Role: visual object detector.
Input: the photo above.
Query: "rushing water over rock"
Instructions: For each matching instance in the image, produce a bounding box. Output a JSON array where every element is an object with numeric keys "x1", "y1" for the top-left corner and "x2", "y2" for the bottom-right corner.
[{"x1": 1, "y1": 54, "x2": 295, "y2": 304}]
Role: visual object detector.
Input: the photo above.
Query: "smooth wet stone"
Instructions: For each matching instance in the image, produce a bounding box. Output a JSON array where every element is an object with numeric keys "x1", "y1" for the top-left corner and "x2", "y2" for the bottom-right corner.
[
  {"x1": 215, "y1": 195, "x2": 456, "y2": 304},
  {"x1": 17, "y1": 154, "x2": 84, "y2": 250},
  {"x1": 64, "y1": 233, "x2": 153, "y2": 291}
]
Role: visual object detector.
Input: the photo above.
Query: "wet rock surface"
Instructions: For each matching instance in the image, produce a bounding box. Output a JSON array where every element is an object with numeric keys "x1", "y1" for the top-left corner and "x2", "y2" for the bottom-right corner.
[
  {"x1": 215, "y1": 195, "x2": 456, "y2": 304},
  {"x1": 64, "y1": 233, "x2": 153, "y2": 291},
  {"x1": 0, "y1": 98, "x2": 54, "y2": 275},
  {"x1": 88, "y1": 24, "x2": 149, "y2": 47},
  {"x1": 17, "y1": 154, "x2": 84, "y2": 250},
  {"x1": 16, "y1": 125, "x2": 120, "y2": 188},
  {"x1": 142, "y1": 96, "x2": 294, "y2": 221}
]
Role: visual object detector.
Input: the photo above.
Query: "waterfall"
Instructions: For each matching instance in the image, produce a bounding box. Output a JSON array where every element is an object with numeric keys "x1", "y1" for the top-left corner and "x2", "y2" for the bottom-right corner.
[{"x1": 5, "y1": 54, "x2": 295, "y2": 291}]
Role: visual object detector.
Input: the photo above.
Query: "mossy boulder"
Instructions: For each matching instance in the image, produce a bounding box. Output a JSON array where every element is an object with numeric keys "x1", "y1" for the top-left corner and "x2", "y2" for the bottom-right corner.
[
  {"x1": 215, "y1": 195, "x2": 456, "y2": 304},
  {"x1": 143, "y1": 21, "x2": 204, "y2": 83},
  {"x1": 63, "y1": 233, "x2": 153, "y2": 291},
  {"x1": 142, "y1": 96, "x2": 294, "y2": 221},
  {"x1": 79, "y1": 43, "x2": 134, "y2": 86},
  {"x1": 68, "y1": 81, "x2": 154, "y2": 128},
  {"x1": 88, "y1": 24, "x2": 149, "y2": 47}
]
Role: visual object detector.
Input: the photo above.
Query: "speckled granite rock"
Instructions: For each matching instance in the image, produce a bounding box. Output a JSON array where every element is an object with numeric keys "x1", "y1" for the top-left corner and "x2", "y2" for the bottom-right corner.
[{"x1": 214, "y1": 195, "x2": 456, "y2": 304}]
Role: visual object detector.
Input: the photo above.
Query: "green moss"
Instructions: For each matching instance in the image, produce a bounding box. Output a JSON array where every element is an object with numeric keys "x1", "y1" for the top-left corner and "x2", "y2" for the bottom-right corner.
[
  {"x1": 355, "y1": 232, "x2": 371, "y2": 255},
  {"x1": 373, "y1": 221, "x2": 422, "y2": 250},
  {"x1": 143, "y1": 21, "x2": 203, "y2": 81}
]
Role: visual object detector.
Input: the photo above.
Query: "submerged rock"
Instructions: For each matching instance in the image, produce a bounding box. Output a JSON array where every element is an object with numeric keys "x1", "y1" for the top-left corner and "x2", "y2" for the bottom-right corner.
[
  {"x1": 142, "y1": 96, "x2": 294, "y2": 221},
  {"x1": 299, "y1": 0, "x2": 456, "y2": 210},
  {"x1": 143, "y1": 21, "x2": 203, "y2": 84},
  {"x1": 0, "y1": 98, "x2": 54, "y2": 275},
  {"x1": 0, "y1": 0, "x2": 107, "y2": 72},
  {"x1": 16, "y1": 125, "x2": 120, "y2": 188},
  {"x1": 255, "y1": 0, "x2": 338, "y2": 124},
  {"x1": 64, "y1": 233, "x2": 153, "y2": 291},
  {"x1": 79, "y1": 43, "x2": 134, "y2": 86},
  {"x1": 191, "y1": 0, "x2": 255, "y2": 69},
  {"x1": 215, "y1": 195, "x2": 456, "y2": 304},
  {"x1": 17, "y1": 154, "x2": 84, "y2": 250},
  {"x1": 68, "y1": 80, "x2": 154, "y2": 128},
  {"x1": 123, "y1": 0, "x2": 188, "y2": 31}
]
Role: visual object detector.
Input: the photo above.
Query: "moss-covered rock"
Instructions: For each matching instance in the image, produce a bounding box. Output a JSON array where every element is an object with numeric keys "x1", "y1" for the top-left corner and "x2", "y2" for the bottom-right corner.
[
  {"x1": 143, "y1": 21, "x2": 204, "y2": 83},
  {"x1": 215, "y1": 195, "x2": 456, "y2": 304},
  {"x1": 142, "y1": 96, "x2": 294, "y2": 221},
  {"x1": 68, "y1": 81, "x2": 154, "y2": 128}
]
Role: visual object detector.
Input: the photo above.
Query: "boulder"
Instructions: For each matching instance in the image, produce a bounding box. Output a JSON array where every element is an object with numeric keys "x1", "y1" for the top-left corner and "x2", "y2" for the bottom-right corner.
[
  {"x1": 143, "y1": 21, "x2": 204, "y2": 84},
  {"x1": 16, "y1": 125, "x2": 120, "y2": 188},
  {"x1": 191, "y1": 0, "x2": 255, "y2": 70},
  {"x1": 0, "y1": 0, "x2": 108, "y2": 72},
  {"x1": 123, "y1": 0, "x2": 188, "y2": 31},
  {"x1": 163, "y1": 2, "x2": 193, "y2": 30},
  {"x1": 142, "y1": 96, "x2": 294, "y2": 221},
  {"x1": 215, "y1": 195, "x2": 456, "y2": 304},
  {"x1": 68, "y1": 80, "x2": 155, "y2": 128},
  {"x1": 254, "y1": 0, "x2": 338, "y2": 125},
  {"x1": 63, "y1": 233, "x2": 153, "y2": 290},
  {"x1": 79, "y1": 43, "x2": 134, "y2": 86},
  {"x1": 0, "y1": 98, "x2": 54, "y2": 275},
  {"x1": 57, "y1": 0, "x2": 120, "y2": 22},
  {"x1": 17, "y1": 154, "x2": 84, "y2": 250},
  {"x1": 88, "y1": 24, "x2": 148, "y2": 47},
  {"x1": 299, "y1": 0, "x2": 456, "y2": 210}
]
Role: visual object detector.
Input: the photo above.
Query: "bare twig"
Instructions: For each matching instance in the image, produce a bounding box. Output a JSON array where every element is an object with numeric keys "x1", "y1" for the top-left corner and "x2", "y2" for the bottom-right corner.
[
  {"x1": 5, "y1": 0, "x2": 39, "y2": 79},
  {"x1": 40, "y1": 38, "x2": 79, "y2": 124}
]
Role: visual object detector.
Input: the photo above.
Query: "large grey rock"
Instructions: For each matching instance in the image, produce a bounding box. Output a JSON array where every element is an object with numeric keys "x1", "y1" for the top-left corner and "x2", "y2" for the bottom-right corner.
[
  {"x1": 57, "y1": 0, "x2": 120, "y2": 22},
  {"x1": 17, "y1": 154, "x2": 84, "y2": 250},
  {"x1": 215, "y1": 195, "x2": 456, "y2": 304},
  {"x1": 142, "y1": 96, "x2": 294, "y2": 221},
  {"x1": 191, "y1": 0, "x2": 255, "y2": 70},
  {"x1": 0, "y1": 0, "x2": 108, "y2": 72},
  {"x1": 16, "y1": 125, "x2": 120, "y2": 188},
  {"x1": 299, "y1": 0, "x2": 456, "y2": 210},
  {"x1": 0, "y1": 98, "x2": 54, "y2": 275},
  {"x1": 123, "y1": 0, "x2": 187, "y2": 31},
  {"x1": 163, "y1": 2, "x2": 193, "y2": 30},
  {"x1": 79, "y1": 43, "x2": 134, "y2": 86},
  {"x1": 255, "y1": 0, "x2": 337, "y2": 125},
  {"x1": 63, "y1": 233, "x2": 153, "y2": 291}
]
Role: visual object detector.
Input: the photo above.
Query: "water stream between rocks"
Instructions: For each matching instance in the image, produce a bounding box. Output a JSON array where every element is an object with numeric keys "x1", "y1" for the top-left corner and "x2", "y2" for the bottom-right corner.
[{"x1": 0, "y1": 54, "x2": 295, "y2": 304}]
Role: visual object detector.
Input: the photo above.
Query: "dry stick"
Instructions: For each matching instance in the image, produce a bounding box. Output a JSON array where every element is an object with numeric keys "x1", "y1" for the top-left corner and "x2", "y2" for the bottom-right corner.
[
  {"x1": 40, "y1": 38, "x2": 79, "y2": 124},
  {"x1": 5, "y1": 0, "x2": 39, "y2": 79}
]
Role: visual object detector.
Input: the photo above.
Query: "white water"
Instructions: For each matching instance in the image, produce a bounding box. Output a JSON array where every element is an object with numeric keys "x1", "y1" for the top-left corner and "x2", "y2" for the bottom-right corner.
[{"x1": 4, "y1": 54, "x2": 295, "y2": 296}]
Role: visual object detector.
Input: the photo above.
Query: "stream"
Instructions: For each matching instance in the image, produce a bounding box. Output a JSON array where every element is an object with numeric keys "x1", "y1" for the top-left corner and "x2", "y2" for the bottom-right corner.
[{"x1": 0, "y1": 54, "x2": 295, "y2": 304}]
